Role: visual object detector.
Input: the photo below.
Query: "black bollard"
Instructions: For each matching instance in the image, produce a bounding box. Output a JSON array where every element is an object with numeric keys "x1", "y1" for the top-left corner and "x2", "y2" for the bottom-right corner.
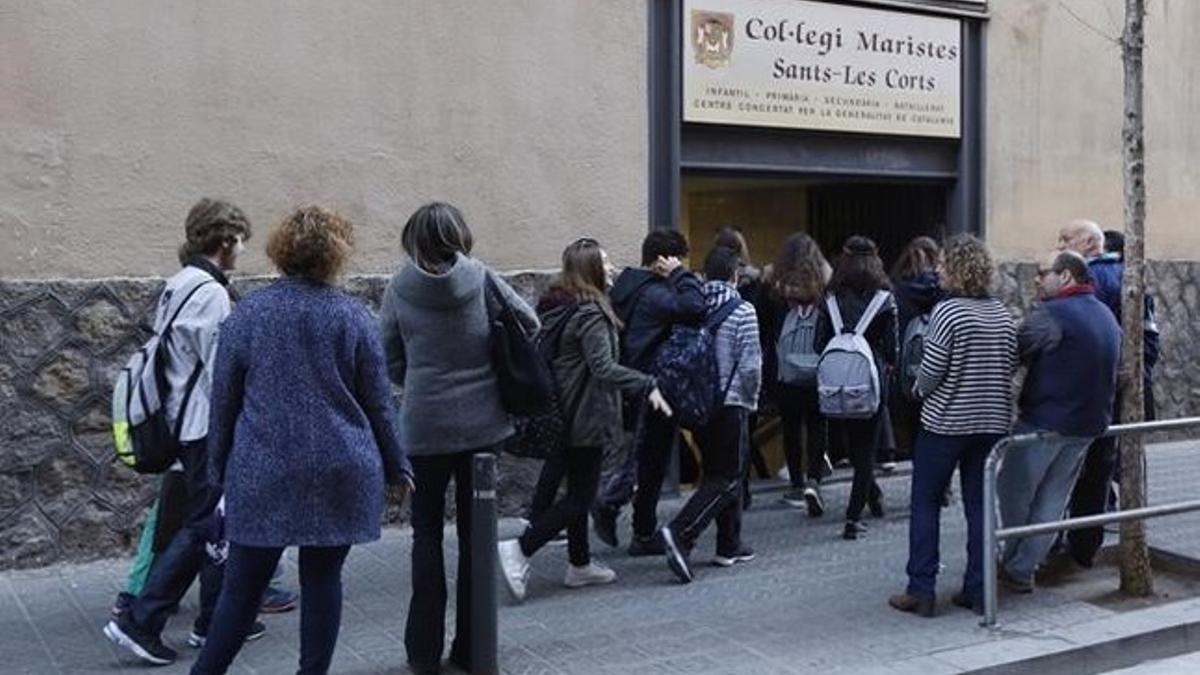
[{"x1": 470, "y1": 452, "x2": 499, "y2": 675}]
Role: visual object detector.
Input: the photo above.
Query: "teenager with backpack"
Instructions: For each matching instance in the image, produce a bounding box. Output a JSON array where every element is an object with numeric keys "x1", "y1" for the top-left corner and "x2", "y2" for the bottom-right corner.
[
  {"x1": 498, "y1": 239, "x2": 673, "y2": 602},
  {"x1": 592, "y1": 230, "x2": 706, "y2": 555},
  {"x1": 660, "y1": 247, "x2": 762, "y2": 583},
  {"x1": 763, "y1": 233, "x2": 834, "y2": 516},
  {"x1": 888, "y1": 235, "x2": 1016, "y2": 617},
  {"x1": 105, "y1": 199, "x2": 261, "y2": 666},
  {"x1": 813, "y1": 236, "x2": 898, "y2": 541},
  {"x1": 891, "y1": 237, "x2": 945, "y2": 459}
]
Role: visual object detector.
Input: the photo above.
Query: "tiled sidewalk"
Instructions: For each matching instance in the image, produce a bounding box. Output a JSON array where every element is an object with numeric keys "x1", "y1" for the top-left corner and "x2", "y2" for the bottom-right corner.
[{"x1": 3, "y1": 441, "x2": 1197, "y2": 674}]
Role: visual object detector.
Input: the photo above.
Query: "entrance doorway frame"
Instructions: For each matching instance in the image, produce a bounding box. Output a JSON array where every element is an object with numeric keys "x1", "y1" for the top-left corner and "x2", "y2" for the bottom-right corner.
[{"x1": 649, "y1": 0, "x2": 988, "y2": 237}]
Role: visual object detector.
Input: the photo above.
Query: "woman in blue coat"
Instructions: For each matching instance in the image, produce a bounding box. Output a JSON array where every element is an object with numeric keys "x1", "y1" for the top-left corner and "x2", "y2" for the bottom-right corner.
[{"x1": 194, "y1": 206, "x2": 413, "y2": 675}]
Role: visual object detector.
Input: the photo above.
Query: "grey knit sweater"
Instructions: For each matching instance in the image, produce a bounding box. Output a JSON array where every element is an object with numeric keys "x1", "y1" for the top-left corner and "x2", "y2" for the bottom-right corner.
[{"x1": 379, "y1": 254, "x2": 539, "y2": 455}]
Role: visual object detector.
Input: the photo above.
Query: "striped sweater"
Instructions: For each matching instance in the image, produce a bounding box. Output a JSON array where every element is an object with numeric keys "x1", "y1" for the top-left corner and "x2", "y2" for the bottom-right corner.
[
  {"x1": 704, "y1": 281, "x2": 763, "y2": 411},
  {"x1": 917, "y1": 296, "x2": 1017, "y2": 435}
]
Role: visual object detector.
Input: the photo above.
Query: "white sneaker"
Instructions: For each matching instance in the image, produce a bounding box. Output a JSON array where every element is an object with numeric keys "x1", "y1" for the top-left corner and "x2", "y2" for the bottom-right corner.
[
  {"x1": 497, "y1": 539, "x2": 530, "y2": 602},
  {"x1": 564, "y1": 560, "x2": 617, "y2": 588}
]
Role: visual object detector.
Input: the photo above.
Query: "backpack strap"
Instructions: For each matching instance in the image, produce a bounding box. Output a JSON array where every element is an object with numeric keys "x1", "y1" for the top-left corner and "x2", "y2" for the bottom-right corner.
[
  {"x1": 825, "y1": 294, "x2": 846, "y2": 334},
  {"x1": 706, "y1": 297, "x2": 743, "y2": 331},
  {"x1": 161, "y1": 279, "x2": 216, "y2": 341},
  {"x1": 852, "y1": 290, "x2": 891, "y2": 336}
]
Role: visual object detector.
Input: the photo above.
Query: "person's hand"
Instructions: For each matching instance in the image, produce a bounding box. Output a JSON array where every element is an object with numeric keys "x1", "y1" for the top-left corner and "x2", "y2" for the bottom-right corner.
[
  {"x1": 651, "y1": 255, "x2": 683, "y2": 277},
  {"x1": 647, "y1": 387, "x2": 673, "y2": 417},
  {"x1": 388, "y1": 475, "x2": 415, "y2": 506}
]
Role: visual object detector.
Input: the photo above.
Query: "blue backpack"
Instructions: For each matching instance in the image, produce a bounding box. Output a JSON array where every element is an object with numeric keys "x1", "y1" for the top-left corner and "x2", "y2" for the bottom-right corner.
[{"x1": 652, "y1": 298, "x2": 743, "y2": 430}]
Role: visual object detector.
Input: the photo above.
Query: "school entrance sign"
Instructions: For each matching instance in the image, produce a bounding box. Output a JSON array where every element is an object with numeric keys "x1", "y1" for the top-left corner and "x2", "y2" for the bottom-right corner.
[{"x1": 683, "y1": 0, "x2": 962, "y2": 138}]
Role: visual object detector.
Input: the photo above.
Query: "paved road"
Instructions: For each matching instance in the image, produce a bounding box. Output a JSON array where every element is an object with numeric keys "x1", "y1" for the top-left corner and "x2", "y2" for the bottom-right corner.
[{"x1": 3, "y1": 441, "x2": 1197, "y2": 674}]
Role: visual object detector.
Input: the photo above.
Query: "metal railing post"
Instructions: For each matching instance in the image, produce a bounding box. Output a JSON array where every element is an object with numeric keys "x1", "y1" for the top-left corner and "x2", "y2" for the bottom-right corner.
[
  {"x1": 981, "y1": 437, "x2": 1010, "y2": 628},
  {"x1": 980, "y1": 417, "x2": 1200, "y2": 628},
  {"x1": 471, "y1": 453, "x2": 499, "y2": 675}
]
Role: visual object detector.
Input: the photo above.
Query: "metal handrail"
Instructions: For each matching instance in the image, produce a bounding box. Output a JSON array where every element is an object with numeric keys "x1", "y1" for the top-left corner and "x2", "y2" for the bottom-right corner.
[{"x1": 982, "y1": 416, "x2": 1200, "y2": 628}]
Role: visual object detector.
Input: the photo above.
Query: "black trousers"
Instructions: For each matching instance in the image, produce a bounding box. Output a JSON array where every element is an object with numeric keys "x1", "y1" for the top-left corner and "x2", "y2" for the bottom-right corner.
[
  {"x1": 631, "y1": 408, "x2": 679, "y2": 539},
  {"x1": 406, "y1": 450, "x2": 482, "y2": 670},
  {"x1": 191, "y1": 544, "x2": 350, "y2": 675},
  {"x1": 128, "y1": 439, "x2": 223, "y2": 637},
  {"x1": 830, "y1": 413, "x2": 882, "y2": 521},
  {"x1": 1067, "y1": 434, "x2": 1119, "y2": 566},
  {"x1": 521, "y1": 446, "x2": 604, "y2": 566},
  {"x1": 668, "y1": 407, "x2": 747, "y2": 555},
  {"x1": 777, "y1": 384, "x2": 825, "y2": 488}
]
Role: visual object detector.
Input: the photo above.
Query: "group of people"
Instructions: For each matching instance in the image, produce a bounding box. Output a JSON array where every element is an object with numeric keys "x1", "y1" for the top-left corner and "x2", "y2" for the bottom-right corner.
[{"x1": 100, "y1": 196, "x2": 1156, "y2": 674}]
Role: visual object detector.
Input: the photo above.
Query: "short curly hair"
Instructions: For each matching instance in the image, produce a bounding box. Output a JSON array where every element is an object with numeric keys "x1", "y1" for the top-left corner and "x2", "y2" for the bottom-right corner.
[
  {"x1": 266, "y1": 206, "x2": 354, "y2": 283},
  {"x1": 941, "y1": 234, "x2": 994, "y2": 298}
]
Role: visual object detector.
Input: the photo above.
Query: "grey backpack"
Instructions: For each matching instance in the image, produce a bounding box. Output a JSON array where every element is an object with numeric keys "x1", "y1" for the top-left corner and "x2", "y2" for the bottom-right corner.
[
  {"x1": 899, "y1": 312, "x2": 931, "y2": 401},
  {"x1": 817, "y1": 290, "x2": 890, "y2": 419},
  {"x1": 776, "y1": 305, "x2": 820, "y2": 386}
]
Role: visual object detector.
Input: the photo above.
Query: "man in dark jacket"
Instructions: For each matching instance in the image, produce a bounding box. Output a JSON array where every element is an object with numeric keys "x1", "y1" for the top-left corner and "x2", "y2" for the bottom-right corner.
[
  {"x1": 1057, "y1": 220, "x2": 1160, "y2": 568},
  {"x1": 592, "y1": 230, "x2": 706, "y2": 555},
  {"x1": 997, "y1": 251, "x2": 1121, "y2": 592}
]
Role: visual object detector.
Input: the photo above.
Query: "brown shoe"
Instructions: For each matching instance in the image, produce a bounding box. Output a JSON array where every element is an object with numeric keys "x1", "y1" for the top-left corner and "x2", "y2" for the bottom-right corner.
[
  {"x1": 951, "y1": 592, "x2": 984, "y2": 615},
  {"x1": 888, "y1": 592, "x2": 935, "y2": 617}
]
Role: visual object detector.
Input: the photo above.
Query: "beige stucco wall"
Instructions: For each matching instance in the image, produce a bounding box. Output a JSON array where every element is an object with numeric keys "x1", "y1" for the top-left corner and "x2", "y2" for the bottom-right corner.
[
  {"x1": 0, "y1": 1, "x2": 648, "y2": 279},
  {"x1": 986, "y1": 0, "x2": 1200, "y2": 260}
]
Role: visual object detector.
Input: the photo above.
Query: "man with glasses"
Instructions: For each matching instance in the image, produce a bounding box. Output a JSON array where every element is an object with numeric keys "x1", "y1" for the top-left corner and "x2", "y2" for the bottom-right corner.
[{"x1": 995, "y1": 250, "x2": 1121, "y2": 593}]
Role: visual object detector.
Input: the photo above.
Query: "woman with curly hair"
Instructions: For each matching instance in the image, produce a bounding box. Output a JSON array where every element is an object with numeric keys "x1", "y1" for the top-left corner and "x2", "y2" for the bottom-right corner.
[
  {"x1": 888, "y1": 234, "x2": 1016, "y2": 618},
  {"x1": 195, "y1": 207, "x2": 413, "y2": 673}
]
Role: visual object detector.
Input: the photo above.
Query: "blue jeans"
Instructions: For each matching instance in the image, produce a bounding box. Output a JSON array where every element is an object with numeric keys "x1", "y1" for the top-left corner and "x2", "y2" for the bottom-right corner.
[
  {"x1": 998, "y1": 423, "x2": 1094, "y2": 583},
  {"x1": 191, "y1": 544, "x2": 350, "y2": 675},
  {"x1": 905, "y1": 431, "x2": 1002, "y2": 600}
]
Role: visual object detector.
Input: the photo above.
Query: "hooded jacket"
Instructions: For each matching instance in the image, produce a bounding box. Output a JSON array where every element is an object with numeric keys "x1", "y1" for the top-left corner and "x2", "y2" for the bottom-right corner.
[
  {"x1": 893, "y1": 271, "x2": 945, "y2": 334},
  {"x1": 379, "y1": 254, "x2": 539, "y2": 455},
  {"x1": 538, "y1": 289, "x2": 655, "y2": 447},
  {"x1": 609, "y1": 266, "x2": 706, "y2": 373},
  {"x1": 704, "y1": 281, "x2": 763, "y2": 411}
]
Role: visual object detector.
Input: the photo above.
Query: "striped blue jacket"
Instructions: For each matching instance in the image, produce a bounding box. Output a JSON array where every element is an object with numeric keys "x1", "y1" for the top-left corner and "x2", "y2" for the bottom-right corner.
[{"x1": 704, "y1": 281, "x2": 762, "y2": 411}]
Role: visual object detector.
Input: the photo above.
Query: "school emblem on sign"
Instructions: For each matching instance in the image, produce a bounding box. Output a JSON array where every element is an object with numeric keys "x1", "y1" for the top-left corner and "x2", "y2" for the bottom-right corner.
[{"x1": 692, "y1": 10, "x2": 734, "y2": 69}]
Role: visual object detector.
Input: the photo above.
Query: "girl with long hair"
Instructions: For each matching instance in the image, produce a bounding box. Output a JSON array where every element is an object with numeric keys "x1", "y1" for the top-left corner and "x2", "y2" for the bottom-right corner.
[
  {"x1": 498, "y1": 238, "x2": 670, "y2": 603},
  {"x1": 763, "y1": 233, "x2": 835, "y2": 516},
  {"x1": 814, "y1": 236, "x2": 899, "y2": 540}
]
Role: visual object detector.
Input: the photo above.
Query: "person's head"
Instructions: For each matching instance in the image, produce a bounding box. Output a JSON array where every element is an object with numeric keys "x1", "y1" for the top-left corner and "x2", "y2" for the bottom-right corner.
[
  {"x1": 641, "y1": 229, "x2": 689, "y2": 267},
  {"x1": 1036, "y1": 250, "x2": 1091, "y2": 299},
  {"x1": 713, "y1": 225, "x2": 750, "y2": 263},
  {"x1": 560, "y1": 237, "x2": 612, "y2": 296},
  {"x1": 1057, "y1": 219, "x2": 1105, "y2": 258},
  {"x1": 703, "y1": 246, "x2": 740, "y2": 284},
  {"x1": 891, "y1": 236, "x2": 941, "y2": 280},
  {"x1": 939, "y1": 235, "x2": 994, "y2": 298},
  {"x1": 401, "y1": 202, "x2": 474, "y2": 273},
  {"x1": 560, "y1": 237, "x2": 621, "y2": 326},
  {"x1": 828, "y1": 235, "x2": 890, "y2": 295},
  {"x1": 266, "y1": 206, "x2": 354, "y2": 284},
  {"x1": 769, "y1": 232, "x2": 831, "y2": 305},
  {"x1": 1104, "y1": 229, "x2": 1125, "y2": 257},
  {"x1": 177, "y1": 198, "x2": 252, "y2": 270}
]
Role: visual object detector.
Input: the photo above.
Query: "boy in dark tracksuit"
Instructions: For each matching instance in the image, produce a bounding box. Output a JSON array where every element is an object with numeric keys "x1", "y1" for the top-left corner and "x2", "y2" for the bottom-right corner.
[{"x1": 661, "y1": 247, "x2": 763, "y2": 582}]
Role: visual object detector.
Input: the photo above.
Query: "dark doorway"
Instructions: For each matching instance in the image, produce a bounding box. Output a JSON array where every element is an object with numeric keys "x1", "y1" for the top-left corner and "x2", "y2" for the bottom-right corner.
[{"x1": 808, "y1": 182, "x2": 949, "y2": 268}]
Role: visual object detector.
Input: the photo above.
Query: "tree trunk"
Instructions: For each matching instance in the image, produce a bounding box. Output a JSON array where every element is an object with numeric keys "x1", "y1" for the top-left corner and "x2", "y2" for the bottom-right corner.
[{"x1": 1119, "y1": 0, "x2": 1153, "y2": 597}]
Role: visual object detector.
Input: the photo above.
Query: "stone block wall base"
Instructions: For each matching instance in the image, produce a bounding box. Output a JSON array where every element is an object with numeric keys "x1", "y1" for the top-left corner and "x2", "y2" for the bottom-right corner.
[{"x1": 1, "y1": 263, "x2": 1196, "y2": 569}]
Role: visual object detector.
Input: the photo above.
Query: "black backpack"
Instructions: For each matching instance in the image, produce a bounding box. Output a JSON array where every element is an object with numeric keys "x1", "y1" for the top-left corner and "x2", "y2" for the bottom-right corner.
[
  {"x1": 504, "y1": 305, "x2": 580, "y2": 459},
  {"x1": 486, "y1": 274, "x2": 554, "y2": 416}
]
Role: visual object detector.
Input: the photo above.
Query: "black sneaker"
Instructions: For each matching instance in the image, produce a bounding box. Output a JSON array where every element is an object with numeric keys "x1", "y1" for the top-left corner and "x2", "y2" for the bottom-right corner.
[
  {"x1": 187, "y1": 620, "x2": 267, "y2": 648},
  {"x1": 803, "y1": 486, "x2": 825, "y2": 518},
  {"x1": 842, "y1": 520, "x2": 868, "y2": 540},
  {"x1": 713, "y1": 545, "x2": 756, "y2": 567},
  {"x1": 104, "y1": 619, "x2": 177, "y2": 666},
  {"x1": 660, "y1": 527, "x2": 693, "y2": 583},
  {"x1": 592, "y1": 505, "x2": 619, "y2": 548},
  {"x1": 627, "y1": 533, "x2": 665, "y2": 557},
  {"x1": 780, "y1": 488, "x2": 807, "y2": 509},
  {"x1": 110, "y1": 591, "x2": 134, "y2": 618}
]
